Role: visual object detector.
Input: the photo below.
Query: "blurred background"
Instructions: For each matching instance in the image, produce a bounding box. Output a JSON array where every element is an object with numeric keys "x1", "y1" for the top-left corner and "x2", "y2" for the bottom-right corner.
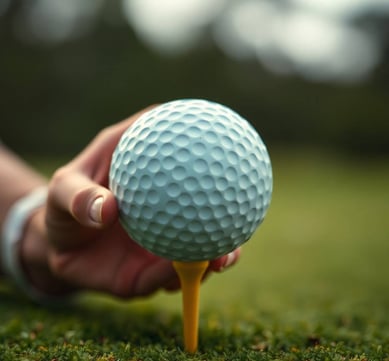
[
  {"x1": 1, "y1": 1, "x2": 389, "y2": 338},
  {"x1": 1, "y1": 0, "x2": 388, "y2": 156}
]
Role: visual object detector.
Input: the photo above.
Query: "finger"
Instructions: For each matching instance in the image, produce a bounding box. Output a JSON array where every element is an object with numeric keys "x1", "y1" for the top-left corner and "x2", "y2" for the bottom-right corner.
[
  {"x1": 131, "y1": 259, "x2": 178, "y2": 298},
  {"x1": 209, "y1": 248, "x2": 241, "y2": 272},
  {"x1": 47, "y1": 223, "x2": 146, "y2": 295},
  {"x1": 163, "y1": 277, "x2": 181, "y2": 292}
]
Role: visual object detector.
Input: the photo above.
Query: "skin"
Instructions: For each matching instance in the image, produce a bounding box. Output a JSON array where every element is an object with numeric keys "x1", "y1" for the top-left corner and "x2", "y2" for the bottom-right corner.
[{"x1": 0, "y1": 107, "x2": 240, "y2": 300}]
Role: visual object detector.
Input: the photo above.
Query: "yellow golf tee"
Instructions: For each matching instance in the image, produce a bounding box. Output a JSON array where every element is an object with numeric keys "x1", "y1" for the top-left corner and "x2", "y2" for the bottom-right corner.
[{"x1": 172, "y1": 260, "x2": 209, "y2": 353}]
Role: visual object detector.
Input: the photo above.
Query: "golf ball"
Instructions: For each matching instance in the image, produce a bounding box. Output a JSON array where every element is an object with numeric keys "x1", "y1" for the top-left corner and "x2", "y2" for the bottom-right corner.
[{"x1": 109, "y1": 99, "x2": 272, "y2": 261}]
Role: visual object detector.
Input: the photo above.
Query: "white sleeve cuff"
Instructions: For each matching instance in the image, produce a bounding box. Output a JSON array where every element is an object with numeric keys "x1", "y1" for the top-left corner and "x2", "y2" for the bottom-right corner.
[{"x1": 1, "y1": 186, "x2": 57, "y2": 302}]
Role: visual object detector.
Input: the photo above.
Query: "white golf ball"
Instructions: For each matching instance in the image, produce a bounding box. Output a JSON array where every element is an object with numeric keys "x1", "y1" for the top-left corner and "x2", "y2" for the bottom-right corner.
[{"x1": 109, "y1": 99, "x2": 272, "y2": 261}]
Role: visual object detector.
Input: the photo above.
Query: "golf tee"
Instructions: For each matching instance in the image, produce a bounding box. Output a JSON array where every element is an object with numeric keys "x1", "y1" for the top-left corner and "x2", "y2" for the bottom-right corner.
[{"x1": 172, "y1": 260, "x2": 209, "y2": 353}]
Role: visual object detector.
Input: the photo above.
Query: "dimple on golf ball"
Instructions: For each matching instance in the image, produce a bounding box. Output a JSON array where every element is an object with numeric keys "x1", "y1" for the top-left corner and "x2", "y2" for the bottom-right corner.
[{"x1": 109, "y1": 99, "x2": 272, "y2": 261}]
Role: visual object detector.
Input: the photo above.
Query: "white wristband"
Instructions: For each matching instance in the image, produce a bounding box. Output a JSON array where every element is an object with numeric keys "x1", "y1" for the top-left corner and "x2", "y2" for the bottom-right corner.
[{"x1": 1, "y1": 186, "x2": 50, "y2": 301}]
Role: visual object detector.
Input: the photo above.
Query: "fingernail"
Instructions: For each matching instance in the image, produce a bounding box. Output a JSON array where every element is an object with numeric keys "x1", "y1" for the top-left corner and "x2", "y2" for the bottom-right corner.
[
  {"x1": 89, "y1": 196, "x2": 103, "y2": 223},
  {"x1": 220, "y1": 251, "x2": 238, "y2": 272}
]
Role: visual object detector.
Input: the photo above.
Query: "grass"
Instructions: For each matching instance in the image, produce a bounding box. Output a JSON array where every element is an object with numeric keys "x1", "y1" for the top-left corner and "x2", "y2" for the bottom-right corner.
[{"x1": 1, "y1": 148, "x2": 389, "y2": 360}]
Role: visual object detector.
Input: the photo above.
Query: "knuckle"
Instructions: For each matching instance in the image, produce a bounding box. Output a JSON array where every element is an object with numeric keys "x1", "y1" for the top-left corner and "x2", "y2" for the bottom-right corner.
[
  {"x1": 95, "y1": 124, "x2": 117, "y2": 142},
  {"x1": 49, "y1": 166, "x2": 70, "y2": 193}
]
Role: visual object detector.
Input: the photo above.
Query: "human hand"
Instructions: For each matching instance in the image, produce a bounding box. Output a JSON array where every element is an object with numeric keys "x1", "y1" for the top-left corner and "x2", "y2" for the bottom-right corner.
[{"x1": 22, "y1": 107, "x2": 240, "y2": 299}]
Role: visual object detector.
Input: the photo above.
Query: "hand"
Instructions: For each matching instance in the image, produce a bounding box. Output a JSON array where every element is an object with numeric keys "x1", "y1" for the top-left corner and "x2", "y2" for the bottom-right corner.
[{"x1": 22, "y1": 108, "x2": 240, "y2": 299}]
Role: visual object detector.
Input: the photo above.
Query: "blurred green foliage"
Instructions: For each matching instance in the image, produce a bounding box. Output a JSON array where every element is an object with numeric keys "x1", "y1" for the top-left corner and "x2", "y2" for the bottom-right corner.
[{"x1": 1, "y1": 1, "x2": 389, "y2": 156}]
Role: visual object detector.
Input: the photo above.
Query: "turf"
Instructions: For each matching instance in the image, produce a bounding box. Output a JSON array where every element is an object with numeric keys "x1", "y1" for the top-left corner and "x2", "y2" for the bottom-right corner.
[{"x1": 1, "y1": 149, "x2": 388, "y2": 360}]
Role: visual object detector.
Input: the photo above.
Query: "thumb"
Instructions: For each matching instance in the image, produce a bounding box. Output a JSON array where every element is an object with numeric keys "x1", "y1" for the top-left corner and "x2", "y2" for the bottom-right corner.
[
  {"x1": 71, "y1": 183, "x2": 118, "y2": 228},
  {"x1": 48, "y1": 170, "x2": 118, "y2": 229}
]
